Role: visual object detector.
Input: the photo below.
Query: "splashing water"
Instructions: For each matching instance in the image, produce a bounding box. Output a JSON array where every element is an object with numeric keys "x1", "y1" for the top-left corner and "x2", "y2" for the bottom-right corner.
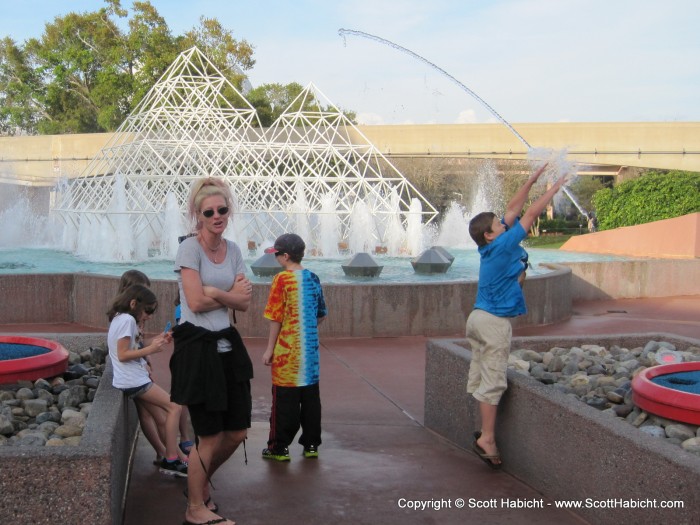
[
  {"x1": 348, "y1": 200, "x2": 377, "y2": 254},
  {"x1": 435, "y1": 202, "x2": 470, "y2": 248},
  {"x1": 406, "y1": 199, "x2": 425, "y2": 256},
  {"x1": 0, "y1": 191, "x2": 58, "y2": 248},
  {"x1": 160, "y1": 192, "x2": 185, "y2": 258},
  {"x1": 527, "y1": 148, "x2": 588, "y2": 217},
  {"x1": 472, "y1": 159, "x2": 503, "y2": 216},
  {"x1": 319, "y1": 192, "x2": 341, "y2": 257},
  {"x1": 338, "y1": 29, "x2": 586, "y2": 215},
  {"x1": 385, "y1": 188, "x2": 407, "y2": 255},
  {"x1": 291, "y1": 183, "x2": 312, "y2": 243}
]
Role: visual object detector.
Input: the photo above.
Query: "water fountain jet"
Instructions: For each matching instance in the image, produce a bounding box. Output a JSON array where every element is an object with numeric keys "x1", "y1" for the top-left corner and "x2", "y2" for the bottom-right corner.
[{"x1": 339, "y1": 29, "x2": 586, "y2": 213}]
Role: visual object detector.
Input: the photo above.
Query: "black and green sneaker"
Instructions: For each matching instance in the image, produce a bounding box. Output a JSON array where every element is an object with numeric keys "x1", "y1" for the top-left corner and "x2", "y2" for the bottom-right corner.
[
  {"x1": 262, "y1": 447, "x2": 291, "y2": 461},
  {"x1": 159, "y1": 458, "x2": 188, "y2": 477},
  {"x1": 303, "y1": 445, "x2": 319, "y2": 458}
]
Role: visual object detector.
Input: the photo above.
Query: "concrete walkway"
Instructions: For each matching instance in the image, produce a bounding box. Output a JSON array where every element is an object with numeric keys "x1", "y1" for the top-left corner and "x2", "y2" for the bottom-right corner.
[
  {"x1": 512, "y1": 295, "x2": 700, "y2": 339},
  {"x1": 5, "y1": 295, "x2": 698, "y2": 524},
  {"x1": 121, "y1": 295, "x2": 700, "y2": 524},
  {"x1": 124, "y1": 336, "x2": 588, "y2": 525}
]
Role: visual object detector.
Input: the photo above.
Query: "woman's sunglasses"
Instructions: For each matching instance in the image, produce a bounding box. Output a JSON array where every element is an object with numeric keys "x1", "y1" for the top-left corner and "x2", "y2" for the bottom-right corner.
[
  {"x1": 201, "y1": 206, "x2": 229, "y2": 218},
  {"x1": 144, "y1": 307, "x2": 156, "y2": 315}
]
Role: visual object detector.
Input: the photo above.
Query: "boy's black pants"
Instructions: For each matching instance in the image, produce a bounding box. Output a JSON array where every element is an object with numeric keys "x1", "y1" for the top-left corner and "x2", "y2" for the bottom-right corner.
[{"x1": 267, "y1": 382, "x2": 322, "y2": 450}]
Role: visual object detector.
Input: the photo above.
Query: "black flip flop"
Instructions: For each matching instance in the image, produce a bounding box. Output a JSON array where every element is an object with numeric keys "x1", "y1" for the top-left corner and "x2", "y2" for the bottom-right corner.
[
  {"x1": 472, "y1": 435, "x2": 502, "y2": 470},
  {"x1": 183, "y1": 490, "x2": 219, "y2": 513},
  {"x1": 182, "y1": 519, "x2": 227, "y2": 525}
]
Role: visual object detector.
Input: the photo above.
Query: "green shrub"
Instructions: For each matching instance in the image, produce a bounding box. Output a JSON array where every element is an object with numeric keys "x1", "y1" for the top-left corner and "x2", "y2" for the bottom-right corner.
[{"x1": 592, "y1": 171, "x2": 700, "y2": 230}]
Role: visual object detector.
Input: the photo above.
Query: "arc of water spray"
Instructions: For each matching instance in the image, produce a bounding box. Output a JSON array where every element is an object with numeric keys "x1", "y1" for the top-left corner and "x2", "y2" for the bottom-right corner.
[
  {"x1": 338, "y1": 28, "x2": 531, "y2": 149},
  {"x1": 338, "y1": 29, "x2": 589, "y2": 218}
]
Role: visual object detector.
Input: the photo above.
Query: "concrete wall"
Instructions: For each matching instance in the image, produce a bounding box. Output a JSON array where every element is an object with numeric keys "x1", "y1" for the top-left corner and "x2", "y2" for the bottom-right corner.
[
  {"x1": 0, "y1": 267, "x2": 573, "y2": 337},
  {"x1": 425, "y1": 334, "x2": 700, "y2": 525},
  {"x1": 2, "y1": 123, "x2": 699, "y2": 187},
  {"x1": 561, "y1": 259, "x2": 700, "y2": 300},
  {"x1": 2, "y1": 257, "x2": 699, "y2": 335},
  {"x1": 0, "y1": 273, "x2": 75, "y2": 323},
  {"x1": 0, "y1": 335, "x2": 138, "y2": 525},
  {"x1": 0, "y1": 133, "x2": 106, "y2": 186},
  {"x1": 561, "y1": 213, "x2": 700, "y2": 259},
  {"x1": 356, "y1": 122, "x2": 700, "y2": 172}
]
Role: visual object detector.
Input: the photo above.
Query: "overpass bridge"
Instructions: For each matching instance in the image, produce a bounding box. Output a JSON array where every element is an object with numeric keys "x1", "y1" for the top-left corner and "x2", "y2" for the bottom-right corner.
[
  {"x1": 0, "y1": 122, "x2": 698, "y2": 187},
  {"x1": 356, "y1": 122, "x2": 700, "y2": 178}
]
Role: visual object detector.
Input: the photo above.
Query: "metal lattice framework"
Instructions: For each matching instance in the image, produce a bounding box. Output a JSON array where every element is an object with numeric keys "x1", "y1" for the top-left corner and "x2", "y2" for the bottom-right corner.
[{"x1": 52, "y1": 47, "x2": 437, "y2": 261}]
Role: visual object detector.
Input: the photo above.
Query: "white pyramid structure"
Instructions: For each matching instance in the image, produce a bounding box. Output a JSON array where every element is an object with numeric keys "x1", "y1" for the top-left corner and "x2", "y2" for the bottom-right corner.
[
  {"x1": 52, "y1": 47, "x2": 437, "y2": 261},
  {"x1": 238, "y1": 83, "x2": 438, "y2": 256}
]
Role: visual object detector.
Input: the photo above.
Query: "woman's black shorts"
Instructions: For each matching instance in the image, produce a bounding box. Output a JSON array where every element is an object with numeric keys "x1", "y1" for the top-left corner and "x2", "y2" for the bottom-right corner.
[{"x1": 187, "y1": 349, "x2": 252, "y2": 436}]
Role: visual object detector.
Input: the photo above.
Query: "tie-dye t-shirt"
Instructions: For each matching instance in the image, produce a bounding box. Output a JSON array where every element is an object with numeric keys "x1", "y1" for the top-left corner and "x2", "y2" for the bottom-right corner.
[{"x1": 263, "y1": 269, "x2": 327, "y2": 387}]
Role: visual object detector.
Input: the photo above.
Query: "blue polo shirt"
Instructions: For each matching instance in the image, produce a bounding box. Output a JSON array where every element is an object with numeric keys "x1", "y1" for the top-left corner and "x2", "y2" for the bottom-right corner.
[{"x1": 474, "y1": 218, "x2": 529, "y2": 317}]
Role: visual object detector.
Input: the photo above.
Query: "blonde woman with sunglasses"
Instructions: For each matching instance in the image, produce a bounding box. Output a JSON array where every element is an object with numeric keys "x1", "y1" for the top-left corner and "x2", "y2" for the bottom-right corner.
[{"x1": 171, "y1": 177, "x2": 253, "y2": 525}]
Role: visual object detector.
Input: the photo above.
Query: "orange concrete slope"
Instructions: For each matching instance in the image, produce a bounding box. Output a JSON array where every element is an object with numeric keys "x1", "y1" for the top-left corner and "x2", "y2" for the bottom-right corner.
[{"x1": 560, "y1": 212, "x2": 700, "y2": 258}]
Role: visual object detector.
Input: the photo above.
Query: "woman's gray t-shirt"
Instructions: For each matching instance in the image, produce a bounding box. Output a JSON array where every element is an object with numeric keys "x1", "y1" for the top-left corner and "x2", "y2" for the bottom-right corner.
[{"x1": 175, "y1": 236, "x2": 247, "y2": 352}]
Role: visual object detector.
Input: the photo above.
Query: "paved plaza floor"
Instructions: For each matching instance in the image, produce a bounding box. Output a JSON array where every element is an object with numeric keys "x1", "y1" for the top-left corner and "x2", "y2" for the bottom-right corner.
[
  {"x1": 120, "y1": 295, "x2": 700, "y2": 525},
  {"x1": 3, "y1": 295, "x2": 698, "y2": 524}
]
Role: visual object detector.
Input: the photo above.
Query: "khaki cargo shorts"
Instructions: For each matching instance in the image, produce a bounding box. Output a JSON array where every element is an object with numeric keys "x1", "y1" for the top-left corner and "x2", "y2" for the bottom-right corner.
[{"x1": 465, "y1": 309, "x2": 512, "y2": 405}]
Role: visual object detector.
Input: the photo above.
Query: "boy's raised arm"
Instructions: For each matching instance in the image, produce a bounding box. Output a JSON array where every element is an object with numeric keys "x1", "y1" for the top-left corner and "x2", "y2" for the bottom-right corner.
[
  {"x1": 520, "y1": 175, "x2": 568, "y2": 232},
  {"x1": 503, "y1": 162, "x2": 548, "y2": 227}
]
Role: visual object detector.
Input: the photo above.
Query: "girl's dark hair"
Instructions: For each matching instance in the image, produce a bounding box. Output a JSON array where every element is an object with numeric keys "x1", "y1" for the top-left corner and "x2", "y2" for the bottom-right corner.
[
  {"x1": 118, "y1": 270, "x2": 151, "y2": 293},
  {"x1": 107, "y1": 284, "x2": 158, "y2": 322},
  {"x1": 469, "y1": 211, "x2": 497, "y2": 247}
]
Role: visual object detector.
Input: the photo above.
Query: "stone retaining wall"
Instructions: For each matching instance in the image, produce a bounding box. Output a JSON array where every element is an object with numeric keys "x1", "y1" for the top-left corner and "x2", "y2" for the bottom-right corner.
[
  {"x1": 0, "y1": 266, "x2": 573, "y2": 337},
  {"x1": 2, "y1": 259, "x2": 698, "y2": 337},
  {"x1": 425, "y1": 333, "x2": 700, "y2": 525},
  {"x1": 0, "y1": 334, "x2": 137, "y2": 525}
]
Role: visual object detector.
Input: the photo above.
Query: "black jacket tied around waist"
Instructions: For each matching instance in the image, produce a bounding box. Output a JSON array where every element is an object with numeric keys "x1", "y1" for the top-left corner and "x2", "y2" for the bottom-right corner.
[{"x1": 170, "y1": 322, "x2": 253, "y2": 411}]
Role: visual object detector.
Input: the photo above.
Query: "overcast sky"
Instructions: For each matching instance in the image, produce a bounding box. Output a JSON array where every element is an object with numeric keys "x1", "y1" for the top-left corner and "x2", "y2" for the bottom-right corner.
[{"x1": 1, "y1": 0, "x2": 698, "y2": 125}]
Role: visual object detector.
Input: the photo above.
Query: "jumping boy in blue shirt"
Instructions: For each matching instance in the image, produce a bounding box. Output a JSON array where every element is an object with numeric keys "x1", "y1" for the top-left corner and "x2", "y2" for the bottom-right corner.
[{"x1": 467, "y1": 163, "x2": 567, "y2": 469}]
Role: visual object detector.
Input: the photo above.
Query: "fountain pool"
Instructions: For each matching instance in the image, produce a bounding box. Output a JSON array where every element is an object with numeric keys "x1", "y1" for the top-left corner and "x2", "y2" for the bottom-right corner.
[
  {"x1": 0, "y1": 246, "x2": 625, "y2": 284},
  {"x1": 632, "y1": 362, "x2": 700, "y2": 425},
  {"x1": 0, "y1": 335, "x2": 69, "y2": 384}
]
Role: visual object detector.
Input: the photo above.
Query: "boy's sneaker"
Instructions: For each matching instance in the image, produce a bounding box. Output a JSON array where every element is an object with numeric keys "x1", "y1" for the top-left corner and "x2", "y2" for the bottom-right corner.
[
  {"x1": 262, "y1": 447, "x2": 290, "y2": 461},
  {"x1": 179, "y1": 440, "x2": 194, "y2": 456},
  {"x1": 159, "y1": 458, "x2": 188, "y2": 477},
  {"x1": 303, "y1": 445, "x2": 319, "y2": 458}
]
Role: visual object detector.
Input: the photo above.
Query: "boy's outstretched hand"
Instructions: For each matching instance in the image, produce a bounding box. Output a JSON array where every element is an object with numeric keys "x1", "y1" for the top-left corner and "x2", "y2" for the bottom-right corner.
[{"x1": 553, "y1": 174, "x2": 569, "y2": 190}]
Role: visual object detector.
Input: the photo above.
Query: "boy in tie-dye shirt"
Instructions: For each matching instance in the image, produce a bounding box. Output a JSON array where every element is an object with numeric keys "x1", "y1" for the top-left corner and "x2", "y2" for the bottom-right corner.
[{"x1": 262, "y1": 233, "x2": 327, "y2": 461}]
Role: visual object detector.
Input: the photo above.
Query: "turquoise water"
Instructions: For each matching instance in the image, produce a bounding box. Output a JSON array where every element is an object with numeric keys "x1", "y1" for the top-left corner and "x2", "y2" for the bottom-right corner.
[{"x1": 0, "y1": 247, "x2": 625, "y2": 284}]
